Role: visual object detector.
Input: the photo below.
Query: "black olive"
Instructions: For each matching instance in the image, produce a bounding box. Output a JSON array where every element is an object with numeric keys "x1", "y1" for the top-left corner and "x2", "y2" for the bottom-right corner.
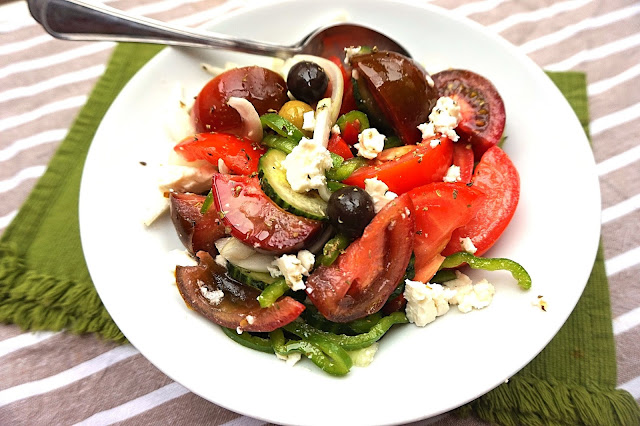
[
  {"x1": 327, "y1": 186, "x2": 375, "y2": 238},
  {"x1": 287, "y1": 61, "x2": 329, "y2": 104}
]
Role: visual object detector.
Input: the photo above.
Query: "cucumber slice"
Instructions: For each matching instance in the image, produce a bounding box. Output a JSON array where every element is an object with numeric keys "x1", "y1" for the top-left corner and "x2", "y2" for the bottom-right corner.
[
  {"x1": 227, "y1": 262, "x2": 278, "y2": 291},
  {"x1": 258, "y1": 149, "x2": 328, "y2": 221}
]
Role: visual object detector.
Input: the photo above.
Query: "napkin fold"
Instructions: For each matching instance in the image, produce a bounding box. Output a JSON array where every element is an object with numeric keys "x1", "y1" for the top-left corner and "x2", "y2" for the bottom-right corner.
[{"x1": 0, "y1": 43, "x2": 638, "y2": 425}]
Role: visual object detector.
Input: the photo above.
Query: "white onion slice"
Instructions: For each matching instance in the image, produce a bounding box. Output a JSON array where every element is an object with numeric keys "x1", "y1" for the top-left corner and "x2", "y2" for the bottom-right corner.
[
  {"x1": 287, "y1": 55, "x2": 344, "y2": 125},
  {"x1": 226, "y1": 97, "x2": 263, "y2": 143},
  {"x1": 312, "y1": 98, "x2": 333, "y2": 148},
  {"x1": 215, "y1": 237, "x2": 277, "y2": 273}
]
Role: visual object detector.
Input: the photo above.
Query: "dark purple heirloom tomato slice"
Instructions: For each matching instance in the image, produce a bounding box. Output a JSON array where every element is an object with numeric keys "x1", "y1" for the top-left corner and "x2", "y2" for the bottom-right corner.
[
  {"x1": 169, "y1": 192, "x2": 226, "y2": 256},
  {"x1": 351, "y1": 52, "x2": 438, "y2": 145},
  {"x1": 432, "y1": 69, "x2": 506, "y2": 160},
  {"x1": 176, "y1": 251, "x2": 305, "y2": 332}
]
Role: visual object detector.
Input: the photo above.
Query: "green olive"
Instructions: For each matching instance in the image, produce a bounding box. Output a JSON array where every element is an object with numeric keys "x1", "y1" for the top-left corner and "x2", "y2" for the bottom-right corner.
[{"x1": 278, "y1": 100, "x2": 314, "y2": 137}]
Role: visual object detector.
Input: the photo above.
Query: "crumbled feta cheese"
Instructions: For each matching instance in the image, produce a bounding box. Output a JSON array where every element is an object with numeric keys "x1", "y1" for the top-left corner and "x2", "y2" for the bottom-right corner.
[
  {"x1": 429, "y1": 137, "x2": 441, "y2": 148},
  {"x1": 157, "y1": 163, "x2": 216, "y2": 194},
  {"x1": 364, "y1": 178, "x2": 398, "y2": 213},
  {"x1": 443, "y1": 165, "x2": 461, "y2": 183},
  {"x1": 355, "y1": 128, "x2": 386, "y2": 159},
  {"x1": 460, "y1": 237, "x2": 477, "y2": 254},
  {"x1": 199, "y1": 283, "x2": 224, "y2": 305},
  {"x1": 271, "y1": 250, "x2": 315, "y2": 291},
  {"x1": 404, "y1": 280, "x2": 455, "y2": 327},
  {"x1": 445, "y1": 271, "x2": 495, "y2": 313},
  {"x1": 302, "y1": 110, "x2": 316, "y2": 132},
  {"x1": 218, "y1": 158, "x2": 230, "y2": 174},
  {"x1": 344, "y1": 46, "x2": 362, "y2": 64},
  {"x1": 331, "y1": 124, "x2": 341, "y2": 135},
  {"x1": 276, "y1": 352, "x2": 302, "y2": 366},
  {"x1": 417, "y1": 96, "x2": 461, "y2": 142},
  {"x1": 296, "y1": 250, "x2": 315, "y2": 272},
  {"x1": 347, "y1": 342, "x2": 379, "y2": 367},
  {"x1": 281, "y1": 137, "x2": 333, "y2": 192},
  {"x1": 267, "y1": 265, "x2": 282, "y2": 278},
  {"x1": 245, "y1": 315, "x2": 255, "y2": 325},
  {"x1": 236, "y1": 326, "x2": 243, "y2": 334}
]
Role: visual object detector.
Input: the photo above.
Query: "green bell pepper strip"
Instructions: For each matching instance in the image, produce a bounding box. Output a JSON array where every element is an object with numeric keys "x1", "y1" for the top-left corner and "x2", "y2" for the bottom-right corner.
[
  {"x1": 260, "y1": 113, "x2": 305, "y2": 142},
  {"x1": 336, "y1": 110, "x2": 370, "y2": 133},
  {"x1": 261, "y1": 133, "x2": 297, "y2": 153},
  {"x1": 257, "y1": 278, "x2": 289, "y2": 308},
  {"x1": 383, "y1": 135, "x2": 403, "y2": 149},
  {"x1": 344, "y1": 313, "x2": 383, "y2": 334},
  {"x1": 440, "y1": 252, "x2": 532, "y2": 290},
  {"x1": 221, "y1": 327, "x2": 274, "y2": 354},
  {"x1": 388, "y1": 255, "x2": 415, "y2": 302},
  {"x1": 269, "y1": 329, "x2": 352, "y2": 376},
  {"x1": 325, "y1": 157, "x2": 368, "y2": 181},
  {"x1": 430, "y1": 269, "x2": 457, "y2": 284},
  {"x1": 317, "y1": 233, "x2": 350, "y2": 267},
  {"x1": 284, "y1": 311, "x2": 408, "y2": 351},
  {"x1": 200, "y1": 190, "x2": 214, "y2": 214},
  {"x1": 301, "y1": 305, "x2": 382, "y2": 335},
  {"x1": 327, "y1": 181, "x2": 348, "y2": 192}
]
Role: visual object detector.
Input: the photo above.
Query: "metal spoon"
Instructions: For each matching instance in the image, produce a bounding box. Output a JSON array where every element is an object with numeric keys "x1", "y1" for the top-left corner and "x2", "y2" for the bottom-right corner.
[{"x1": 27, "y1": 0, "x2": 411, "y2": 59}]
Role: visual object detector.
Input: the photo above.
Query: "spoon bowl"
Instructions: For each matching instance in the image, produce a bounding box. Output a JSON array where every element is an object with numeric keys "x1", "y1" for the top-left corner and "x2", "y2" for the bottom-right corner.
[{"x1": 28, "y1": 0, "x2": 411, "y2": 58}]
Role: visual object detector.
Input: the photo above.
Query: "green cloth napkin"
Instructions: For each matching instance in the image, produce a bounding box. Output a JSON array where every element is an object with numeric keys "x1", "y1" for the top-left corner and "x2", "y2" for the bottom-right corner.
[{"x1": 0, "y1": 43, "x2": 638, "y2": 425}]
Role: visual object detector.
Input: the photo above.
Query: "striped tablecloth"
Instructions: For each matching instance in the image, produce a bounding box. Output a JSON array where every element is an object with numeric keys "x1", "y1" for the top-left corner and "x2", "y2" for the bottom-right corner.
[{"x1": 1, "y1": 0, "x2": 639, "y2": 424}]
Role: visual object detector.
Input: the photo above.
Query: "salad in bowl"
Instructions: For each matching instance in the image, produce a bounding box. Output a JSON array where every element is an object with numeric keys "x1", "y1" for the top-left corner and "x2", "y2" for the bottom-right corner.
[{"x1": 153, "y1": 47, "x2": 531, "y2": 376}]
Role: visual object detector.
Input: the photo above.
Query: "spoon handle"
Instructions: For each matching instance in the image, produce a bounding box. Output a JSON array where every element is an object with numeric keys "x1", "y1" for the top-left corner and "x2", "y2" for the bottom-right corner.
[{"x1": 28, "y1": 0, "x2": 302, "y2": 58}]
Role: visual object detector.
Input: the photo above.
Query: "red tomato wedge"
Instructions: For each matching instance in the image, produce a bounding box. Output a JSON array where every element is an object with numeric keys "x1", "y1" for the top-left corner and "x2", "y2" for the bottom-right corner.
[
  {"x1": 192, "y1": 66, "x2": 288, "y2": 134},
  {"x1": 174, "y1": 133, "x2": 266, "y2": 175},
  {"x1": 327, "y1": 133, "x2": 354, "y2": 159},
  {"x1": 452, "y1": 142, "x2": 475, "y2": 184},
  {"x1": 341, "y1": 120, "x2": 363, "y2": 146},
  {"x1": 176, "y1": 251, "x2": 304, "y2": 332},
  {"x1": 342, "y1": 137, "x2": 453, "y2": 195},
  {"x1": 328, "y1": 56, "x2": 358, "y2": 116},
  {"x1": 212, "y1": 173, "x2": 323, "y2": 254},
  {"x1": 306, "y1": 194, "x2": 414, "y2": 322},
  {"x1": 408, "y1": 182, "x2": 486, "y2": 282},
  {"x1": 443, "y1": 146, "x2": 520, "y2": 257}
]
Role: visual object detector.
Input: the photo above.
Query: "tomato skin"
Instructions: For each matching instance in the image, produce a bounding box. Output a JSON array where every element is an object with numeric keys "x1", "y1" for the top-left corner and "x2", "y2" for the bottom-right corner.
[
  {"x1": 212, "y1": 174, "x2": 323, "y2": 254},
  {"x1": 192, "y1": 66, "x2": 288, "y2": 134},
  {"x1": 169, "y1": 193, "x2": 226, "y2": 256},
  {"x1": 351, "y1": 52, "x2": 438, "y2": 145},
  {"x1": 341, "y1": 120, "x2": 361, "y2": 145},
  {"x1": 432, "y1": 69, "x2": 506, "y2": 160},
  {"x1": 306, "y1": 194, "x2": 414, "y2": 322},
  {"x1": 408, "y1": 182, "x2": 486, "y2": 282},
  {"x1": 342, "y1": 137, "x2": 453, "y2": 195},
  {"x1": 443, "y1": 146, "x2": 520, "y2": 257},
  {"x1": 452, "y1": 142, "x2": 474, "y2": 184},
  {"x1": 176, "y1": 251, "x2": 304, "y2": 332},
  {"x1": 327, "y1": 133, "x2": 354, "y2": 159},
  {"x1": 174, "y1": 133, "x2": 266, "y2": 175},
  {"x1": 328, "y1": 56, "x2": 358, "y2": 116}
]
